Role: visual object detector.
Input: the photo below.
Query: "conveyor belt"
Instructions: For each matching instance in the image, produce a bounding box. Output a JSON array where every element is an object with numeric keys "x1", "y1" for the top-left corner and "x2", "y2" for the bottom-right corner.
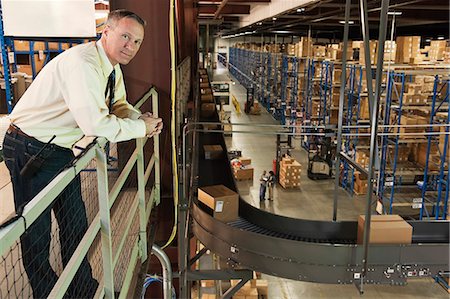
[{"x1": 191, "y1": 109, "x2": 449, "y2": 285}]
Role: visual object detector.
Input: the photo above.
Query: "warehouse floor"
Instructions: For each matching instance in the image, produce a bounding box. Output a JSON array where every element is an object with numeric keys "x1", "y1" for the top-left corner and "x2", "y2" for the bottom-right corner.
[{"x1": 209, "y1": 63, "x2": 448, "y2": 298}]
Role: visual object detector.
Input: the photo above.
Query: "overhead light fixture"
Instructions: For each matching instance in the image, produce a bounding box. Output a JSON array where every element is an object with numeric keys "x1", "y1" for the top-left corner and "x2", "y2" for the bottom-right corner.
[
  {"x1": 297, "y1": 8, "x2": 305, "y2": 13},
  {"x1": 425, "y1": 39, "x2": 431, "y2": 42},
  {"x1": 437, "y1": 36, "x2": 445, "y2": 40},
  {"x1": 257, "y1": 22, "x2": 263, "y2": 25},
  {"x1": 339, "y1": 20, "x2": 354, "y2": 24},
  {"x1": 272, "y1": 17, "x2": 277, "y2": 21},
  {"x1": 387, "y1": 11, "x2": 402, "y2": 16}
]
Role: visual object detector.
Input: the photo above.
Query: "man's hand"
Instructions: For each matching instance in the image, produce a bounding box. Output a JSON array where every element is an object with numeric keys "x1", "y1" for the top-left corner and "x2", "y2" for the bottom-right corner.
[{"x1": 139, "y1": 112, "x2": 163, "y2": 137}]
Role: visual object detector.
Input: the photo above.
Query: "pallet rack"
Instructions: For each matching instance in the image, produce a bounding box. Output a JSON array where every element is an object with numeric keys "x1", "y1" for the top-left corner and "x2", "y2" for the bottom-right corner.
[
  {"x1": 340, "y1": 63, "x2": 364, "y2": 194},
  {"x1": 419, "y1": 76, "x2": 449, "y2": 219},
  {"x1": 378, "y1": 70, "x2": 449, "y2": 218}
]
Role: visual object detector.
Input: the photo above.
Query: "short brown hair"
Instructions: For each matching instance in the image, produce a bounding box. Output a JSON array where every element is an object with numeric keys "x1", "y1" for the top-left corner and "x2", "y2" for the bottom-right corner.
[{"x1": 107, "y1": 9, "x2": 146, "y2": 28}]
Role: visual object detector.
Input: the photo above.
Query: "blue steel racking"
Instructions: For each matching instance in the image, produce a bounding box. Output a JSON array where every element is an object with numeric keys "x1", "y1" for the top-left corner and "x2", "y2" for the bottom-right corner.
[
  {"x1": 319, "y1": 60, "x2": 334, "y2": 124},
  {"x1": 340, "y1": 63, "x2": 364, "y2": 194},
  {"x1": 377, "y1": 70, "x2": 449, "y2": 219},
  {"x1": 419, "y1": 76, "x2": 449, "y2": 219},
  {"x1": 279, "y1": 55, "x2": 298, "y2": 126}
]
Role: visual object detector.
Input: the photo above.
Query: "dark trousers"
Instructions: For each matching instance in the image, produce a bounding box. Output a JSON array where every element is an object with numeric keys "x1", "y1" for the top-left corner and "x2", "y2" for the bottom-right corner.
[
  {"x1": 259, "y1": 184, "x2": 266, "y2": 201},
  {"x1": 3, "y1": 130, "x2": 98, "y2": 298}
]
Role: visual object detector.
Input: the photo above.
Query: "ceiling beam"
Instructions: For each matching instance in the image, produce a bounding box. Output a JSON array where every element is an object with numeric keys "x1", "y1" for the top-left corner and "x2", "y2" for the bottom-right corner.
[
  {"x1": 215, "y1": 0, "x2": 229, "y2": 19},
  {"x1": 198, "y1": 4, "x2": 250, "y2": 15}
]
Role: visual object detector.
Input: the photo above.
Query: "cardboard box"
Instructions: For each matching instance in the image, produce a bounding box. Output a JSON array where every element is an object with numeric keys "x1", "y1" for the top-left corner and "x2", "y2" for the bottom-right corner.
[
  {"x1": 201, "y1": 103, "x2": 215, "y2": 118},
  {"x1": 201, "y1": 93, "x2": 214, "y2": 103},
  {"x1": 238, "y1": 157, "x2": 251, "y2": 166},
  {"x1": 204, "y1": 145, "x2": 223, "y2": 160},
  {"x1": 234, "y1": 167, "x2": 254, "y2": 180},
  {"x1": 357, "y1": 214, "x2": 412, "y2": 244},
  {"x1": 198, "y1": 185, "x2": 238, "y2": 222}
]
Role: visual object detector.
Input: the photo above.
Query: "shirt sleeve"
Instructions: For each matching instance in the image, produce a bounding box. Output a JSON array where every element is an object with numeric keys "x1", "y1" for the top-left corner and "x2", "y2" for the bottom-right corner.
[
  {"x1": 111, "y1": 67, "x2": 142, "y2": 120},
  {"x1": 60, "y1": 62, "x2": 146, "y2": 142}
]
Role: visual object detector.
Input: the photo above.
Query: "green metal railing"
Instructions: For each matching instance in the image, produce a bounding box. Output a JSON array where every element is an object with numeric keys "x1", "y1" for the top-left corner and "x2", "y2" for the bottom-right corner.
[{"x1": 0, "y1": 87, "x2": 161, "y2": 299}]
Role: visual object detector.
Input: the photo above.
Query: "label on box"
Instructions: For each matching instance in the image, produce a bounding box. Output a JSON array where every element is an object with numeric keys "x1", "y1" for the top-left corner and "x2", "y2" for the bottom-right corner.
[
  {"x1": 215, "y1": 201, "x2": 224, "y2": 212},
  {"x1": 8, "y1": 52, "x2": 14, "y2": 63},
  {"x1": 412, "y1": 203, "x2": 422, "y2": 209}
]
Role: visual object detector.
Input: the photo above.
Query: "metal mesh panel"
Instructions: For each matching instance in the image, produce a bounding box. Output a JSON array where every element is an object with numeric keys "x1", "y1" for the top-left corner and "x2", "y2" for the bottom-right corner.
[{"x1": 0, "y1": 143, "x2": 127, "y2": 298}]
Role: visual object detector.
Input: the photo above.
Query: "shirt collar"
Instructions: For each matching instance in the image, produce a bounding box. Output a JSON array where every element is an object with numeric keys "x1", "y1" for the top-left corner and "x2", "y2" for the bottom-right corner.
[{"x1": 96, "y1": 40, "x2": 114, "y2": 78}]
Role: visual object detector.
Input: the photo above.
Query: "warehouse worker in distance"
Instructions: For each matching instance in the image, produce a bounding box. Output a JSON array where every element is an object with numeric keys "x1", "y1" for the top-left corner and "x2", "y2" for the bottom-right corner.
[{"x1": 2, "y1": 9, "x2": 162, "y2": 298}]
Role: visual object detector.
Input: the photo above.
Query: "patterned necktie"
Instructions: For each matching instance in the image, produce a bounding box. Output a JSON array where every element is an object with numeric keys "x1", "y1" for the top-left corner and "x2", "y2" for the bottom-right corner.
[{"x1": 105, "y1": 69, "x2": 116, "y2": 112}]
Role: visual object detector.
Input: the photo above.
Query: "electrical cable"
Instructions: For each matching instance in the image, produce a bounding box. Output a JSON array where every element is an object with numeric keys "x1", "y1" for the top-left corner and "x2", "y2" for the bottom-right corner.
[
  {"x1": 141, "y1": 275, "x2": 176, "y2": 299},
  {"x1": 161, "y1": 0, "x2": 178, "y2": 249}
]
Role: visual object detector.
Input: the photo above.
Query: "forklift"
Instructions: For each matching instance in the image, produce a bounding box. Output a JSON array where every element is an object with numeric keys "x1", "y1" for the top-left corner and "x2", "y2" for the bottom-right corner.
[{"x1": 307, "y1": 127, "x2": 336, "y2": 180}]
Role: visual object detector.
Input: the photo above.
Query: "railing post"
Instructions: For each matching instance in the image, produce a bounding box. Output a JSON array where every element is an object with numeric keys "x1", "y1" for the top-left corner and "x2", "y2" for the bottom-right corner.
[
  {"x1": 137, "y1": 137, "x2": 148, "y2": 261},
  {"x1": 96, "y1": 145, "x2": 115, "y2": 299},
  {"x1": 151, "y1": 89, "x2": 161, "y2": 205}
]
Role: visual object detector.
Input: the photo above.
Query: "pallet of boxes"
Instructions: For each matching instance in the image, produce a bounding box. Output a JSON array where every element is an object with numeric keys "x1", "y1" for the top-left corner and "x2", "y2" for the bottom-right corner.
[
  {"x1": 279, "y1": 156, "x2": 301, "y2": 189},
  {"x1": 231, "y1": 156, "x2": 254, "y2": 181}
]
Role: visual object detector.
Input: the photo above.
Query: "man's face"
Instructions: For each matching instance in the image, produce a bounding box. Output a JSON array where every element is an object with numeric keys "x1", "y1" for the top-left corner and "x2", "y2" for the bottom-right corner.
[{"x1": 103, "y1": 17, "x2": 144, "y2": 66}]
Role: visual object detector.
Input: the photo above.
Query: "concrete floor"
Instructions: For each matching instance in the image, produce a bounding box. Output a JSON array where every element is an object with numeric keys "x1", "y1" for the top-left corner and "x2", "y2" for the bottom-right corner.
[{"x1": 210, "y1": 64, "x2": 448, "y2": 298}]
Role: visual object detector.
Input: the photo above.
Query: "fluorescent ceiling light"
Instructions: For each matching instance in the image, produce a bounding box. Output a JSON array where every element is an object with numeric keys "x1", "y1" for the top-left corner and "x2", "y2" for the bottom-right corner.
[
  {"x1": 437, "y1": 36, "x2": 445, "y2": 40},
  {"x1": 257, "y1": 22, "x2": 263, "y2": 25},
  {"x1": 339, "y1": 20, "x2": 354, "y2": 24},
  {"x1": 387, "y1": 11, "x2": 402, "y2": 16},
  {"x1": 272, "y1": 17, "x2": 277, "y2": 21},
  {"x1": 297, "y1": 8, "x2": 305, "y2": 13},
  {"x1": 425, "y1": 39, "x2": 431, "y2": 42}
]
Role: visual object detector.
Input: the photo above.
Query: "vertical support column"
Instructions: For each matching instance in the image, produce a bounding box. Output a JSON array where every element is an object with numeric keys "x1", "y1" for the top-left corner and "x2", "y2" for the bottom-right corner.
[
  {"x1": 137, "y1": 137, "x2": 147, "y2": 261},
  {"x1": 96, "y1": 146, "x2": 115, "y2": 299},
  {"x1": 0, "y1": 1, "x2": 14, "y2": 113},
  {"x1": 359, "y1": 0, "x2": 390, "y2": 294},
  {"x1": 333, "y1": 0, "x2": 351, "y2": 221}
]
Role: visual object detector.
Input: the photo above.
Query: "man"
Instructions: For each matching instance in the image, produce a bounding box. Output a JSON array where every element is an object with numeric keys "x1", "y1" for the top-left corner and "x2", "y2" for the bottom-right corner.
[
  {"x1": 2, "y1": 10, "x2": 162, "y2": 298},
  {"x1": 259, "y1": 170, "x2": 268, "y2": 201}
]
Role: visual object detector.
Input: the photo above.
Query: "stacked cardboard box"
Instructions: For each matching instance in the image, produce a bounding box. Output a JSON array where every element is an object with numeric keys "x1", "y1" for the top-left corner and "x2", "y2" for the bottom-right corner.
[
  {"x1": 355, "y1": 150, "x2": 369, "y2": 169},
  {"x1": 413, "y1": 75, "x2": 435, "y2": 93},
  {"x1": 357, "y1": 214, "x2": 412, "y2": 244},
  {"x1": 198, "y1": 185, "x2": 239, "y2": 222},
  {"x1": 286, "y1": 43, "x2": 296, "y2": 56},
  {"x1": 387, "y1": 145, "x2": 410, "y2": 165},
  {"x1": 359, "y1": 97, "x2": 370, "y2": 119},
  {"x1": 384, "y1": 41, "x2": 397, "y2": 62},
  {"x1": 279, "y1": 156, "x2": 301, "y2": 188},
  {"x1": 400, "y1": 82, "x2": 429, "y2": 105},
  {"x1": 412, "y1": 143, "x2": 446, "y2": 171},
  {"x1": 313, "y1": 45, "x2": 326, "y2": 58},
  {"x1": 444, "y1": 47, "x2": 450, "y2": 63},
  {"x1": 395, "y1": 36, "x2": 421, "y2": 64},
  {"x1": 398, "y1": 115, "x2": 425, "y2": 138},
  {"x1": 429, "y1": 40, "x2": 447, "y2": 61},
  {"x1": 359, "y1": 40, "x2": 377, "y2": 64},
  {"x1": 353, "y1": 171, "x2": 368, "y2": 195},
  {"x1": 293, "y1": 37, "x2": 313, "y2": 57},
  {"x1": 231, "y1": 157, "x2": 254, "y2": 181}
]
